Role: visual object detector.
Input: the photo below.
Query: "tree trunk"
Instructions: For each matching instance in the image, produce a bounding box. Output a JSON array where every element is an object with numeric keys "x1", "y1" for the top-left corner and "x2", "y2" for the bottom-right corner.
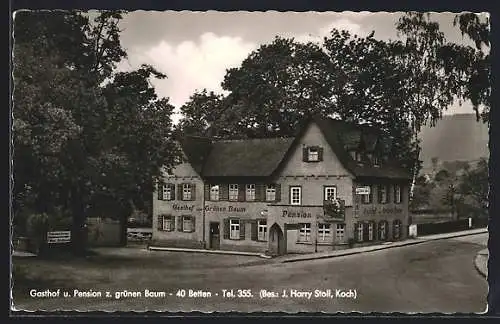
[
  {"x1": 70, "y1": 186, "x2": 87, "y2": 255},
  {"x1": 119, "y1": 213, "x2": 127, "y2": 246}
]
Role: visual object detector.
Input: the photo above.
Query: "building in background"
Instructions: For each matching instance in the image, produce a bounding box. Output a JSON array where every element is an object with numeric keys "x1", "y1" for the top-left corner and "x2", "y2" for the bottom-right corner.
[{"x1": 151, "y1": 116, "x2": 412, "y2": 256}]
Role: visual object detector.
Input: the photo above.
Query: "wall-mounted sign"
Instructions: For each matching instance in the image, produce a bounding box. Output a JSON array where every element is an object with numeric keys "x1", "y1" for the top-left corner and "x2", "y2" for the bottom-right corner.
[
  {"x1": 323, "y1": 199, "x2": 345, "y2": 220},
  {"x1": 47, "y1": 231, "x2": 71, "y2": 244},
  {"x1": 355, "y1": 186, "x2": 371, "y2": 195}
]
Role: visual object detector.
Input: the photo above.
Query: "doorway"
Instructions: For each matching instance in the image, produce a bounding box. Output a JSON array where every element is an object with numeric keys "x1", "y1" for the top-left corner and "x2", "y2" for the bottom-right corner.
[
  {"x1": 209, "y1": 222, "x2": 220, "y2": 250},
  {"x1": 269, "y1": 223, "x2": 285, "y2": 256}
]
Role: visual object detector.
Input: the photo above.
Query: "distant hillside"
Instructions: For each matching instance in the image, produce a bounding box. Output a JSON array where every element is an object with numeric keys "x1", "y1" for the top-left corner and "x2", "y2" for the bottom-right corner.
[{"x1": 418, "y1": 114, "x2": 489, "y2": 172}]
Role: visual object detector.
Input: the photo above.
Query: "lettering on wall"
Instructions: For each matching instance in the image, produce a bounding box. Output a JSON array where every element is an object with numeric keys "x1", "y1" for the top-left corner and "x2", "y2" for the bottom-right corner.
[
  {"x1": 204, "y1": 205, "x2": 246, "y2": 213},
  {"x1": 173, "y1": 204, "x2": 195, "y2": 212},
  {"x1": 282, "y1": 210, "x2": 313, "y2": 219},
  {"x1": 362, "y1": 206, "x2": 404, "y2": 216}
]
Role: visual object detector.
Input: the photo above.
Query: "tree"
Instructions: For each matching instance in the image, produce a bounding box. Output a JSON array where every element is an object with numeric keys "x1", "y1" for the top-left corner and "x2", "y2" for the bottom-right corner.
[
  {"x1": 457, "y1": 158, "x2": 488, "y2": 215},
  {"x1": 13, "y1": 10, "x2": 179, "y2": 253}
]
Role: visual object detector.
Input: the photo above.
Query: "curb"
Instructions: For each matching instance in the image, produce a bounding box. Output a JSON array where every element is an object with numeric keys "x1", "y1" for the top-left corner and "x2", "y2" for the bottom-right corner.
[
  {"x1": 281, "y1": 229, "x2": 488, "y2": 263},
  {"x1": 474, "y1": 249, "x2": 489, "y2": 279},
  {"x1": 147, "y1": 246, "x2": 272, "y2": 259}
]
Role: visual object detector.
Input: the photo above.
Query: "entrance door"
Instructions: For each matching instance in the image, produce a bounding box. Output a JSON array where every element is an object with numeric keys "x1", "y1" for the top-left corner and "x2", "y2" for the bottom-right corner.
[
  {"x1": 269, "y1": 223, "x2": 285, "y2": 256},
  {"x1": 209, "y1": 222, "x2": 220, "y2": 250}
]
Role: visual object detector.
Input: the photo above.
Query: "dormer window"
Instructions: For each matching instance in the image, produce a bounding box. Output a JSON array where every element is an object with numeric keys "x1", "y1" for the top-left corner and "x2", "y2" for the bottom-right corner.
[
  {"x1": 350, "y1": 151, "x2": 362, "y2": 163},
  {"x1": 303, "y1": 146, "x2": 323, "y2": 162}
]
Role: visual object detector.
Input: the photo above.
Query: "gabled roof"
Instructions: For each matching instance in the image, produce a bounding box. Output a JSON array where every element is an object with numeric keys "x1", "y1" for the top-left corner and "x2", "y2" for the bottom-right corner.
[
  {"x1": 202, "y1": 137, "x2": 295, "y2": 177},
  {"x1": 177, "y1": 116, "x2": 412, "y2": 181}
]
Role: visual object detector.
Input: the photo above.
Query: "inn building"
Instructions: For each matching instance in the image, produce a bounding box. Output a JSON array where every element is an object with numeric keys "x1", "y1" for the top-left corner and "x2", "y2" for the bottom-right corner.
[{"x1": 151, "y1": 116, "x2": 412, "y2": 256}]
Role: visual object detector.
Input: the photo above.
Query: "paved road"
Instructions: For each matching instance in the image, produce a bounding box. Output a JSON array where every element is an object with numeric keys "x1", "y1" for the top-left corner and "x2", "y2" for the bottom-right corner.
[{"x1": 13, "y1": 234, "x2": 488, "y2": 313}]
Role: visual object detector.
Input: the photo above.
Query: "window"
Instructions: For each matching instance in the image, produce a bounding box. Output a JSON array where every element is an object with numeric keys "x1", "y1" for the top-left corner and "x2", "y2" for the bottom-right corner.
[
  {"x1": 317, "y1": 223, "x2": 331, "y2": 242},
  {"x1": 266, "y1": 184, "x2": 276, "y2": 201},
  {"x1": 163, "y1": 185, "x2": 172, "y2": 201},
  {"x1": 182, "y1": 216, "x2": 194, "y2": 233},
  {"x1": 393, "y1": 220, "x2": 401, "y2": 240},
  {"x1": 290, "y1": 186, "x2": 301, "y2": 205},
  {"x1": 357, "y1": 223, "x2": 364, "y2": 242},
  {"x1": 308, "y1": 147, "x2": 319, "y2": 161},
  {"x1": 230, "y1": 219, "x2": 240, "y2": 239},
  {"x1": 324, "y1": 186, "x2": 337, "y2": 201},
  {"x1": 246, "y1": 184, "x2": 256, "y2": 201},
  {"x1": 336, "y1": 224, "x2": 345, "y2": 242},
  {"x1": 373, "y1": 156, "x2": 380, "y2": 166},
  {"x1": 229, "y1": 184, "x2": 239, "y2": 201},
  {"x1": 379, "y1": 221, "x2": 387, "y2": 241},
  {"x1": 210, "y1": 185, "x2": 219, "y2": 201},
  {"x1": 362, "y1": 185, "x2": 372, "y2": 204},
  {"x1": 162, "y1": 216, "x2": 174, "y2": 232},
  {"x1": 304, "y1": 146, "x2": 323, "y2": 162},
  {"x1": 298, "y1": 223, "x2": 311, "y2": 242},
  {"x1": 368, "y1": 222, "x2": 374, "y2": 241},
  {"x1": 257, "y1": 220, "x2": 267, "y2": 241},
  {"x1": 378, "y1": 185, "x2": 388, "y2": 204},
  {"x1": 182, "y1": 183, "x2": 192, "y2": 201},
  {"x1": 394, "y1": 185, "x2": 402, "y2": 204}
]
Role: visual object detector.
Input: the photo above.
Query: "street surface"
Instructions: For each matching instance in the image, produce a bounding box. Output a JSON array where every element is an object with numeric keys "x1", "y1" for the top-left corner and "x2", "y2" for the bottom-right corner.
[{"x1": 12, "y1": 233, "x2": 488, "y2": 313}]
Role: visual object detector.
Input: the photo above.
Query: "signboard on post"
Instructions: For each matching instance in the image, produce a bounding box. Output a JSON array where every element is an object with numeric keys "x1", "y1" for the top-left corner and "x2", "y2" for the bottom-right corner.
[
  {"x1": 355, "y1": 186, "x2": 371, "y2": 195},
  {"x1": 47, "y1": 231, "x2": 71, "y2": 244}
]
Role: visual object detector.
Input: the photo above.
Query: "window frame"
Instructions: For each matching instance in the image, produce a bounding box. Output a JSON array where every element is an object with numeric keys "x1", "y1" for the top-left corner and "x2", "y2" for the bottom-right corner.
[
  {"x1": 209, "y1": 184, "x2": 220, "y2": 201},
  {"x1": 182, "y1": 216, "x2": 194, "y2": 233},
  {"x1": 307, "y1": 146, "x2": 319, "y2": 162},
  {"x1": 357, "y1": 223, "x2": 364, "y2": 242},
  {"x1": 229, "y1": 219, "x2": 240, "y2": 240},
  {"x1": 324, "y1": 186, "x2": 337, "y2": 201},
  {"x1": 229, "y1": 184, "x2": 239, "y2": 201},
  {"x1": 298, "y1": 223, "x2": 311, "y2": 242},
  {"x1": 182, "y1": 183, "x2": 192, "y2": 201},
  {"x1": 162, "y1": 215, "x2": 174, "y2": 232},
  {"x1": 317, "y1": 223, "x2": 331, "y2": 242},
  {"x1": 379, "y1": 184, "x2": 388, "y2": 204},
  {"x1": 361, "y1": 185, "x2": 372, "y2": 204},
  {"x1": 257, "y1": 220, "x2": 267, "y2": 241},
  {"x1": 335, "y1": 223, "x2": 345, "y2": 242},
  {"x1": 265, "y1": 184, "x2": 276, "y2": 202},
  {"x1": 368, "y1": 222, "x2": 374, "y2": 241},
  {"x1": 290, "y1": 186, "x2": 302, "y2": 206},
  {"x1": 162, "y1": 184, "x2": 172, "y2": 201},
  {"x1": 394, "y1": 184, "x2": 402, "y2": 204},
  {"x1": 246, "y1": 184, "x2": 256, "y2": 201}
]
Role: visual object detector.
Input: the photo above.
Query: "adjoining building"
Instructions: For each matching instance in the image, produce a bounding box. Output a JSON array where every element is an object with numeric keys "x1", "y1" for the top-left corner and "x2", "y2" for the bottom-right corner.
[{"x1": 151, "y1": 116, "x2": 412, "y2": 256}]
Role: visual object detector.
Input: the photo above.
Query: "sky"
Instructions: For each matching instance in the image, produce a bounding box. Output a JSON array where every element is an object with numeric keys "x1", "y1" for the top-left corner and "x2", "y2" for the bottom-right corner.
[{"x1": 110, "y1": 11, "x2": 489, "y2": 123}]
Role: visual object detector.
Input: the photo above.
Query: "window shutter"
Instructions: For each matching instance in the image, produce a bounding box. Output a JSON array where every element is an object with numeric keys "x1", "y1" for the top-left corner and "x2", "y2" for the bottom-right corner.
[
  {"x1": 157, "y1": 183, "x2": 164, "y2": 200},
  {"x1": 220, "y1": 184, "x2": 229, "y2": 200},
  {"x1": 318, "y1": 147, "x2": 324, "y2": 161},
  {"x1": 170, "y1": 184, "x2": 176, "y2": 200},
  {"x1": 178, "y1": 184, "x2": 183, "y2": 201},
  {"x1": 223, "y1": 219, "x2": 230, "y2": 239},
  {"x1": 239, "y1": 221, "x2": 245, "y2": 240},
  {"x1": 386, "y1": 185, "x2": 391, "y2": 203},
  {"x1": 251, "y1": 220, "x2": 258, "y2": 241},
  {"x1": 177, "y1": 216, "x2": 183, "y2": 232},
  {"x1": 302, "y1": 147, "x2": 308, "y2": 162},
  {"x1": 369, "y1": 186, "x2": 373, "y2": 203},
  {"x1": 363, "y1": 222, "x2": 369, "y2": 242},
  {"x1": 191, "y1": 184, "x2": 196, "y2": 201},
  {"x1": 205, "y1": 184, "x2": 210, "y2": 200},
  {"x1": 377, "y1": 185, "x2": 382, "y2": 204},
  {"x1": 191, "y1": 217, "x2": 196, "y2": 233},
  {"x1": 275, "y1": 183, "x2": 281, "y2": 202},
  {"x1": 238, "y1": 184, "x2": 245, "y2": 201},
  {"x1": 157, "y1": 215, "x2": 163, "y2": 231}
]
